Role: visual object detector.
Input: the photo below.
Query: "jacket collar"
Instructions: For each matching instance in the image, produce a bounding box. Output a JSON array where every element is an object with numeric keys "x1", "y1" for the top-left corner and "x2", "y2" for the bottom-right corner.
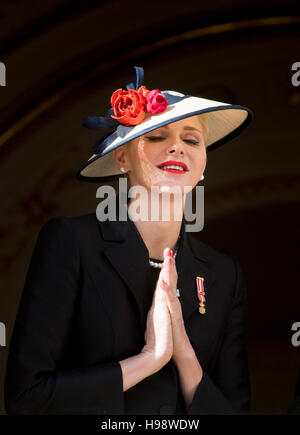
[{"x1": 97, "y1": 194, "x2": 213, "y2": 331}]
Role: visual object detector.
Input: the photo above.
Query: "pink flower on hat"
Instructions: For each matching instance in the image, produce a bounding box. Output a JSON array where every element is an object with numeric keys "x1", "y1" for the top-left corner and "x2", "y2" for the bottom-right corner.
[{"x1": 146, "y1": 89, "x2": 168, "y2": 114}]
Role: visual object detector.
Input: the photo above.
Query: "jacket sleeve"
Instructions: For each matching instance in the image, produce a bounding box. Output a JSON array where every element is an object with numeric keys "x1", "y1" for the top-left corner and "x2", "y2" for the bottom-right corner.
[
  {"x1": 186, "y1": 260, "x2": 251, "y2": 415},
  {"x1": 4, "y1": 216, "x2": 124, "y2": 415}
]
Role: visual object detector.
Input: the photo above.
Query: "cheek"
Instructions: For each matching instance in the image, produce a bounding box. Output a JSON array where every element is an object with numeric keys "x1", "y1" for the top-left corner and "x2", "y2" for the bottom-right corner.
[
  {"x1": 192, "y1": 148, "x2": 206, "y2": 171},
  {"x1": 129, "y1": 143, "x2": 159, "y2": 181},
  {"x1": 132, "y1": 140, "x2": 157, "y2": 164},
  {"x1": 137, "y1": 145, "x2": 161, "y2": 172},
  {"x1": 143, "y1": 142, "x2": 160, "y2": 159}
]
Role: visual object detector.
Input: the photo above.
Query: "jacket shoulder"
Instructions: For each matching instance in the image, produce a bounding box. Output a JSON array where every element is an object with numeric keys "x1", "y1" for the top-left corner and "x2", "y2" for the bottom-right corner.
[
  {"x1": 40, "y1": 213, "x2": 98, "y2": 243},
  {"x1": 43, "y1": 213, "x2": 97, "y2": 229},
  {"x1": 65, "y1": 212, "x2": 98, "y2": 228}
]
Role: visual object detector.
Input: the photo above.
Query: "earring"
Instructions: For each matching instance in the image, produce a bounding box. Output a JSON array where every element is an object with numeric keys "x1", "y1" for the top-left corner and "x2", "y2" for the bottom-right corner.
[
  {"x1": 120, "y1": 167, "x2": 125, "y2": 173},
  {"x1": 200, "y1": 174, "x2": 205, "y2": 181}
]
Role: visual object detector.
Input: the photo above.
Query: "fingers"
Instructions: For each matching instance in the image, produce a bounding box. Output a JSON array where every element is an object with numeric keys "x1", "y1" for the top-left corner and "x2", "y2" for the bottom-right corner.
[
  {"x1": 160, "y1": 273, "x2": 178, "y2": 301},
  {"x1": 158, "y1": 248, "x2": 183, "y2": 323},
  {"x1": 160, "y1": 248, "x2": 177, "y2": 289},
  {"x1": 153, "y1": 247, "x2": 178, "y2": 306},
  {"x1": 159, "y1": 257, "x2": 178, "y2": 302}
]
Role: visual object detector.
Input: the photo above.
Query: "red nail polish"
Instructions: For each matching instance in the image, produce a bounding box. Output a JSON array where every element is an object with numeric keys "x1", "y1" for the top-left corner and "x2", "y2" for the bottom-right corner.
[
  {"x1": 168, "y1": 249, "x2": 172, "y2": 257},
  {"x1": 169, "y1": 257, "x2": 172, "y2": 264},
  {"x1": 170, "y1": 250, "x2": 174, "y2": 258}
]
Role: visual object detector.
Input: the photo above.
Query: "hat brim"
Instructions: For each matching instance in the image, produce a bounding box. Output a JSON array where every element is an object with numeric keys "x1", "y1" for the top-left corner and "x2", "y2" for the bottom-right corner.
[{"x1": 77, "y1": 93, "x2": 253, "y2": 183}]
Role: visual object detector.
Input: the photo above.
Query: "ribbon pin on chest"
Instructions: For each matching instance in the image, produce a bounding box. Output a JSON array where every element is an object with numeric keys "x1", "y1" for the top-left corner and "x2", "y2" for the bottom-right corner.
[{"x1": 196, "y1": 276, "x2": 206, "y2": 314}]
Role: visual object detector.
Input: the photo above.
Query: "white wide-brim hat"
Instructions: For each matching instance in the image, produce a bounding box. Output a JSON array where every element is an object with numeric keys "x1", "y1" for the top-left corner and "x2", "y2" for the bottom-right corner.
[{"x1": 77, "y1": 66, "x2": 253, "y2": 182}]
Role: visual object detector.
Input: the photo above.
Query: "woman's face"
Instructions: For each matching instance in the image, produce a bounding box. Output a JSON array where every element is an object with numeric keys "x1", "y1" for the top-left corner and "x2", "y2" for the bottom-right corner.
[{"x1": 113, "y1": 115, "x2": 207, "y2": 194}]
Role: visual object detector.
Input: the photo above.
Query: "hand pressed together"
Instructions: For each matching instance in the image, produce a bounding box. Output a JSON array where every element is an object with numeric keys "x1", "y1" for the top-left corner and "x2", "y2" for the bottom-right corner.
[{"x1": 142, "y1": 248, "x2": 195, "y2": 366}]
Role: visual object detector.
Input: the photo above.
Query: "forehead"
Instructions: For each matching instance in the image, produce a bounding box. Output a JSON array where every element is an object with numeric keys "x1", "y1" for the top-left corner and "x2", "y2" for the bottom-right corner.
[{"x1": 155, "y1": 115, "x2": 203, "y2": 133}]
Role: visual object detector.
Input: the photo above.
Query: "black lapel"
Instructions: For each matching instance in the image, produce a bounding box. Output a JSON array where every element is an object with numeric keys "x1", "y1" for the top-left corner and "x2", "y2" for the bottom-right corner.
[
  {"x1": 175, "y1": 220, "x2": 214, "y2": 324},
  {"x1": 98, "y1": 195, "x2": 154, "y2": 332}
]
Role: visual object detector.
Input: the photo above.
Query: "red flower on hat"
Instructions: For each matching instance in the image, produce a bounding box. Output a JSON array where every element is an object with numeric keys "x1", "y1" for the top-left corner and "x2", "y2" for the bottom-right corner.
[{"x1": 110, "y1": 85, "x2": 168, "y2": 126}]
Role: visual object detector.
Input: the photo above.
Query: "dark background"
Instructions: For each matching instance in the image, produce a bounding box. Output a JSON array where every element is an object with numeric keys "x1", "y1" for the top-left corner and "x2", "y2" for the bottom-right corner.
[{"x1": 0, "y1": 0, "x2": 299, "y2": 414}]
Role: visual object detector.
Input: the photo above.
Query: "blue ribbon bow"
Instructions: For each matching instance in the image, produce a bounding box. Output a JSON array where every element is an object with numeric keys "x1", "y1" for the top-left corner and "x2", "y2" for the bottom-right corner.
[{"x1": 83, "y1": 66, "x2": 190, "y2": 154}]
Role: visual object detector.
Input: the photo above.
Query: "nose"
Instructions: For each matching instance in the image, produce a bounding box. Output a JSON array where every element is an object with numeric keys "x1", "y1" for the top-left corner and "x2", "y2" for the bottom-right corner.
[{"x1": 167, "y1": 141, "x2": 185, "y2": 156}]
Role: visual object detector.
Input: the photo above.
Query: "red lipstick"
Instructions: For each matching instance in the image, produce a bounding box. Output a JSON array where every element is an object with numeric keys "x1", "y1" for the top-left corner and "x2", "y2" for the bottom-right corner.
[{"x1": 157, "y1": 160, "x2": 189, "y2": 174}]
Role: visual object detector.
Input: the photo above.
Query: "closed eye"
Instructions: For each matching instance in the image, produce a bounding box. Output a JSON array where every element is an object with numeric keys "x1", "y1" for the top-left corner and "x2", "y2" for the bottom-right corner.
[{"x1": 146, "y1": 136, "x2": 199, "y2": 145}]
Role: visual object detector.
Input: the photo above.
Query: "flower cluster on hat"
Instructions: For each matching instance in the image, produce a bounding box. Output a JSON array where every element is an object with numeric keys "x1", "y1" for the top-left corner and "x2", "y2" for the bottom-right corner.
[{"x1": 110, "y1": 85, "x2": 168, "y2": 126}]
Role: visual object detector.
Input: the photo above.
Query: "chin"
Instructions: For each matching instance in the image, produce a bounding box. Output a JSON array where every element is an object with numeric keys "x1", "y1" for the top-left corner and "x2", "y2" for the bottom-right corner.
[{"x1": 153, "y1": 183, "x2": 187, "y2": 195}]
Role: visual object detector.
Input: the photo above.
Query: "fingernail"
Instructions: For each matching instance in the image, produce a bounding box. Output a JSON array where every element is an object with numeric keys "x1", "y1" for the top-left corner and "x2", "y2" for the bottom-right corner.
[
  {"x1": 168, "y1": 249, "x2": 172, "y2": 257},
  {"x1": 170, "y1": 250, "x2": 174, "y2": 258},
  {"x1": 169, "y1": 257, "x2": 172, "y2": 264}
]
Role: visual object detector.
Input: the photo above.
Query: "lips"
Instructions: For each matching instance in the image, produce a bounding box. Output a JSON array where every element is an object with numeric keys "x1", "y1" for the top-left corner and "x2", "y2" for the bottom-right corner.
[{"x1": 157, "y1": 160, "x2": 189, "y2": 174}]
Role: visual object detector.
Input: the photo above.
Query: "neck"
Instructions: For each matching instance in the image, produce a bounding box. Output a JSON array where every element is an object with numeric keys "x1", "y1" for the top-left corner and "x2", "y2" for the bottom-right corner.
[{"x1": 127, "y1": 191, "x2": 185, "y2": 261}]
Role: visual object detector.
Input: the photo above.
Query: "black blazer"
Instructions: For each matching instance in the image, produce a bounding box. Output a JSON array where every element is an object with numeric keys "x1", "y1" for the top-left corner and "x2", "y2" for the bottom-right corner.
[{"x1": 4, "y1": 202, "x2": 251, "y2": 415}]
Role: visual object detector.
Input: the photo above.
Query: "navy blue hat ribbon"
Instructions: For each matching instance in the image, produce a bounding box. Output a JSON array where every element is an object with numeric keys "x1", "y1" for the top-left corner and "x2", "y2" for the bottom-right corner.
[
  {"x1": 82, "y1": 66, "x2": 145, "y2": 131},
  {"x1": 83, "y1": 66, "x2": 191, "y2": 154}
]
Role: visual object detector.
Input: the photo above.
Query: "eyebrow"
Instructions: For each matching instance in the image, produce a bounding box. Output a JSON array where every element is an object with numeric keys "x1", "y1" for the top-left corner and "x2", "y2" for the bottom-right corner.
[{"x1": 159, "y1": 125, "x2": 201, "y2": 133}]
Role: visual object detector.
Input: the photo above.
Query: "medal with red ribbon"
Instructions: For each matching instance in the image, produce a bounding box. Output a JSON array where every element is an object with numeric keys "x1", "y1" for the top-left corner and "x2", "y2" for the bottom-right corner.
[{"x1": 196, "y1": 276, "x2": 206, "y2": 314}]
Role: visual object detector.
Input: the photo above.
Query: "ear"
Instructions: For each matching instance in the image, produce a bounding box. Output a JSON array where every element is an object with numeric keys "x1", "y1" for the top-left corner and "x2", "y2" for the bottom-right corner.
[{"x1": 112, "y1": 145, "x2": 128, "y2": 168}]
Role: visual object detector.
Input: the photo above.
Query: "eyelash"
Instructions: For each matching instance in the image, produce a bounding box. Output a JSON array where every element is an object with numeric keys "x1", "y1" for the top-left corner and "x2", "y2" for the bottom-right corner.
[{"x1": 146, "y1": 136, "x2": 200, "y2": 145}]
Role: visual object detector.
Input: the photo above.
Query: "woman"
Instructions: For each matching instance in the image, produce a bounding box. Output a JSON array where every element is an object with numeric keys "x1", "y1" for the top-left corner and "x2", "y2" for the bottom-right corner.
[{"x1": 4, "y1": 66, "x2": 253, "y2": 415}]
